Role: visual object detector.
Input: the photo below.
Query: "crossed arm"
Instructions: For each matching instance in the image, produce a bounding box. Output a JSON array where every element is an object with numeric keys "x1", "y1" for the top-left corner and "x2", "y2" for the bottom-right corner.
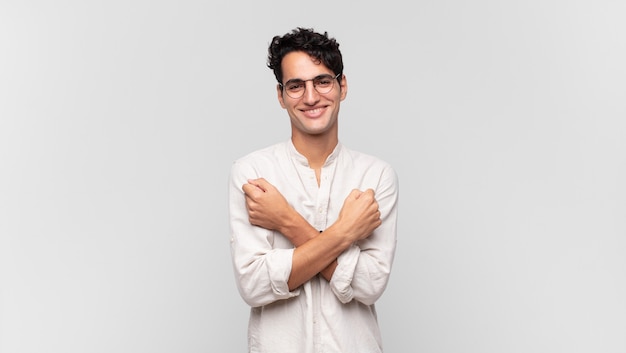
[{"x1": 242, "y1": 178, "x2": 381, "y2": 291}]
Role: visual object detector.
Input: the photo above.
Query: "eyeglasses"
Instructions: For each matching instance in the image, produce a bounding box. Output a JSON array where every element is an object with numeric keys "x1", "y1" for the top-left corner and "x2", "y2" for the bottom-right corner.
[{"x1": 279, "y1": 73, "x2": 340, "y2": 99}]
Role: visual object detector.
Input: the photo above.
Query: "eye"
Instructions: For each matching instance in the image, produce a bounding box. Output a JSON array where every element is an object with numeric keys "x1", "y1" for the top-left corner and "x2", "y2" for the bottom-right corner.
[
  {"x1": 286, "y1": 81, "x2": 304, "y2": 91},
  {"x1": 315, "y1": 76, "x2": 334, "y2": 87}
]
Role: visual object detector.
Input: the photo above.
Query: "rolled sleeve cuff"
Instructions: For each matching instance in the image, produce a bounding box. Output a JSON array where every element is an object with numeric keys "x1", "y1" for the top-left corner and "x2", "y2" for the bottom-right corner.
[
  {"x1": 329, "y1": 244, "x2": 360, "y2": 303},
  {"x1": 266, "y1": 248, "x2": 300, "y2": 297}
]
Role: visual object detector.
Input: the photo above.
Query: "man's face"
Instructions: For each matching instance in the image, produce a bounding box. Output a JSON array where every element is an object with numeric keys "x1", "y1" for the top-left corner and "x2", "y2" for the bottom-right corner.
[{"x1": 277, "y1": 51, "x2": 347, "y2": 138}]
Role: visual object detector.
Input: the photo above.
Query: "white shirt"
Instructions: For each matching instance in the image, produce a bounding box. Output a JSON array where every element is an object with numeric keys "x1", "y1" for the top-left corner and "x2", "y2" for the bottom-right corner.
[{"x1": 228, "y1": 140, "x2": 399, "y2": 353}]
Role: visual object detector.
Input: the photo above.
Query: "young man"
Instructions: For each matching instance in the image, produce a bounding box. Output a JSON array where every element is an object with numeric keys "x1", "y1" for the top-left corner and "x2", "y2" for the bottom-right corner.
[{"x1": 228, "y1": 27, "x2": 399, "y2": 353}]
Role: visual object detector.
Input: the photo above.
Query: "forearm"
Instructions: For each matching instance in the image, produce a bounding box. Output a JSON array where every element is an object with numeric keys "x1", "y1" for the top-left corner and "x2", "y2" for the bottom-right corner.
[
  {"x1": 287, "y1": 224, "x2": 352, "y2": 290},
  {"x1": 279, "y1": 209, "x2": 338, "y2": 283}
]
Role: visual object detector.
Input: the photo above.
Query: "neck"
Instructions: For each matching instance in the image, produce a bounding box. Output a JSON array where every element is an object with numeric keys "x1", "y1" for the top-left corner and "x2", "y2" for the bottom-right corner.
[{"x1": 291, "y1": 134, "x2": 338, "y2": 170}]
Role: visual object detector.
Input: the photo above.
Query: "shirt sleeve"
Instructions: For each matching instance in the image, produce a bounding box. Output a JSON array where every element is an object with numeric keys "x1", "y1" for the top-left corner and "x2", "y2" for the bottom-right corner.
[
  {"x1": 329, "y1": 165, "x2": 399, "y2": 305},
  {"x1": 228, "y1": 160, "x2": 300, "y2": 307}
]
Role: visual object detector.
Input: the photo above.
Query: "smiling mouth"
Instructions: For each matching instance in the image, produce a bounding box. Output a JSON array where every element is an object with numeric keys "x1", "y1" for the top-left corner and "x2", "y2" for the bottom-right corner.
[
  {"x1": 301, "y1": 107, "x2": 326, "y2": 117},
  {"x1": 304, "y1": 107, "x2": 323, "y2": 113}
]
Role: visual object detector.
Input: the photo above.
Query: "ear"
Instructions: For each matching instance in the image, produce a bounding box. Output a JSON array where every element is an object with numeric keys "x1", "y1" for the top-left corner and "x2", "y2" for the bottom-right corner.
[
  {"x1": 339, "y1": 74, "x2": 348, "y2": 101},
  {"x1": 277, "y1": 83, "x2": 287, "y2": 108}
]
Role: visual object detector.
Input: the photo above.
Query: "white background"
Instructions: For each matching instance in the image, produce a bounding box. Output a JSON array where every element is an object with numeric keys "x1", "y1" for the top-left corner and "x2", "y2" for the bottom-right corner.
[{"x1": 1, "y1": 1, "x2": 625, "y2": 352}]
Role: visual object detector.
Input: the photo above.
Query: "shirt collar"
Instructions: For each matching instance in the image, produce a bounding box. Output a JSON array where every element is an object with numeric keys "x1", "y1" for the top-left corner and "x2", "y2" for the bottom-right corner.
[{"x1": 287, "y1": 139, "x2": 342, "y2": 167}]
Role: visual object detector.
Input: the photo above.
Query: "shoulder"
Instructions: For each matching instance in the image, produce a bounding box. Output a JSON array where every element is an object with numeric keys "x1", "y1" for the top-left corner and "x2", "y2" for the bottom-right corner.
[
  {"x1": 233, "y1": 141, "x2": 288, "y2": 165},
  {"x1": 338, "y1": 146, "x2": 399, "y2": 201},
  {"x1": 338, "y1": 145, "x2": 399, "y2": 190},
  {"x1": 340, "y1": 145, "x2": 396, "y2": 174},
  {"x1": 229, "y1": 141, "x2": 289, "y2": 179}
]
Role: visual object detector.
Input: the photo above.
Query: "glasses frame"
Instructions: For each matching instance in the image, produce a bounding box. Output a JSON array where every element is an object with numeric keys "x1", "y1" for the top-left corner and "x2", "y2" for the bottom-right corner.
[{"x1": 279, "y1": 73, "x2": 341, "y2": 99}]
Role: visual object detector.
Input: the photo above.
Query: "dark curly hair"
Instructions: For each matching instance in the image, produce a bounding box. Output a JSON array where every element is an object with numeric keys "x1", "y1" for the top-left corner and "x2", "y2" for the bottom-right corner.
[{"x1": 267, "y1": 27, "x2": 343, "y2": 85}]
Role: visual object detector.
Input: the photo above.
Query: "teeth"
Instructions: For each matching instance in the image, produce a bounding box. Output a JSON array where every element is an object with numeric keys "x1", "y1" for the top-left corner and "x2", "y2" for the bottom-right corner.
[{"x1": 306, "y1": 108, "x2": 322, "y2": 113}]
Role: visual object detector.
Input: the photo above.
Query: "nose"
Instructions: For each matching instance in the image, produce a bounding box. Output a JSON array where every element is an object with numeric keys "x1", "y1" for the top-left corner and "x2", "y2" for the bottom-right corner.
[{"x1": 302, "y1": 80, "x2": 320, "y2": 103}]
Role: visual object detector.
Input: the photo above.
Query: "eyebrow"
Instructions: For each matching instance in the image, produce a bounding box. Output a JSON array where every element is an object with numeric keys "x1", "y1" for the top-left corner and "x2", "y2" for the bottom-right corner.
[{"x1": 284, "y1": 73, "x2": 334, "y2": 83}]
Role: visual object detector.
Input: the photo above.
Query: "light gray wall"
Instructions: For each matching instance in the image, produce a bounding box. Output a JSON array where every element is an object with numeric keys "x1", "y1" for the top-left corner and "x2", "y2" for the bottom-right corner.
[{"x1": 1, "y1": 1, "x2": 625, "y2": 352}]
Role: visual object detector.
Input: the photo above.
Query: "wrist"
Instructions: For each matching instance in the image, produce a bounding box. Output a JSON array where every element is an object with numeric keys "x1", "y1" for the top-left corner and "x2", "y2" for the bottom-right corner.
[
  {"x1": 277, "y1": 208, "x2": 297, "y2": 234},
  {"x1": 323, "y1": 223, "x2": 357, "y2": 249}
]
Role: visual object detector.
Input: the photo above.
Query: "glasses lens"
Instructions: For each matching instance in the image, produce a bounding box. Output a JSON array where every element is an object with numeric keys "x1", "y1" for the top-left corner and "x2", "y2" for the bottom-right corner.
[
  {"x1": 313, "y1": 75, "x2": 336, "y2": 94},
  {"x1": 284, "y1": 80, "x2": 305, "y2": 98},
  {"x1": 283, "y1": 74, "x2": 338, "y2": 98}
]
